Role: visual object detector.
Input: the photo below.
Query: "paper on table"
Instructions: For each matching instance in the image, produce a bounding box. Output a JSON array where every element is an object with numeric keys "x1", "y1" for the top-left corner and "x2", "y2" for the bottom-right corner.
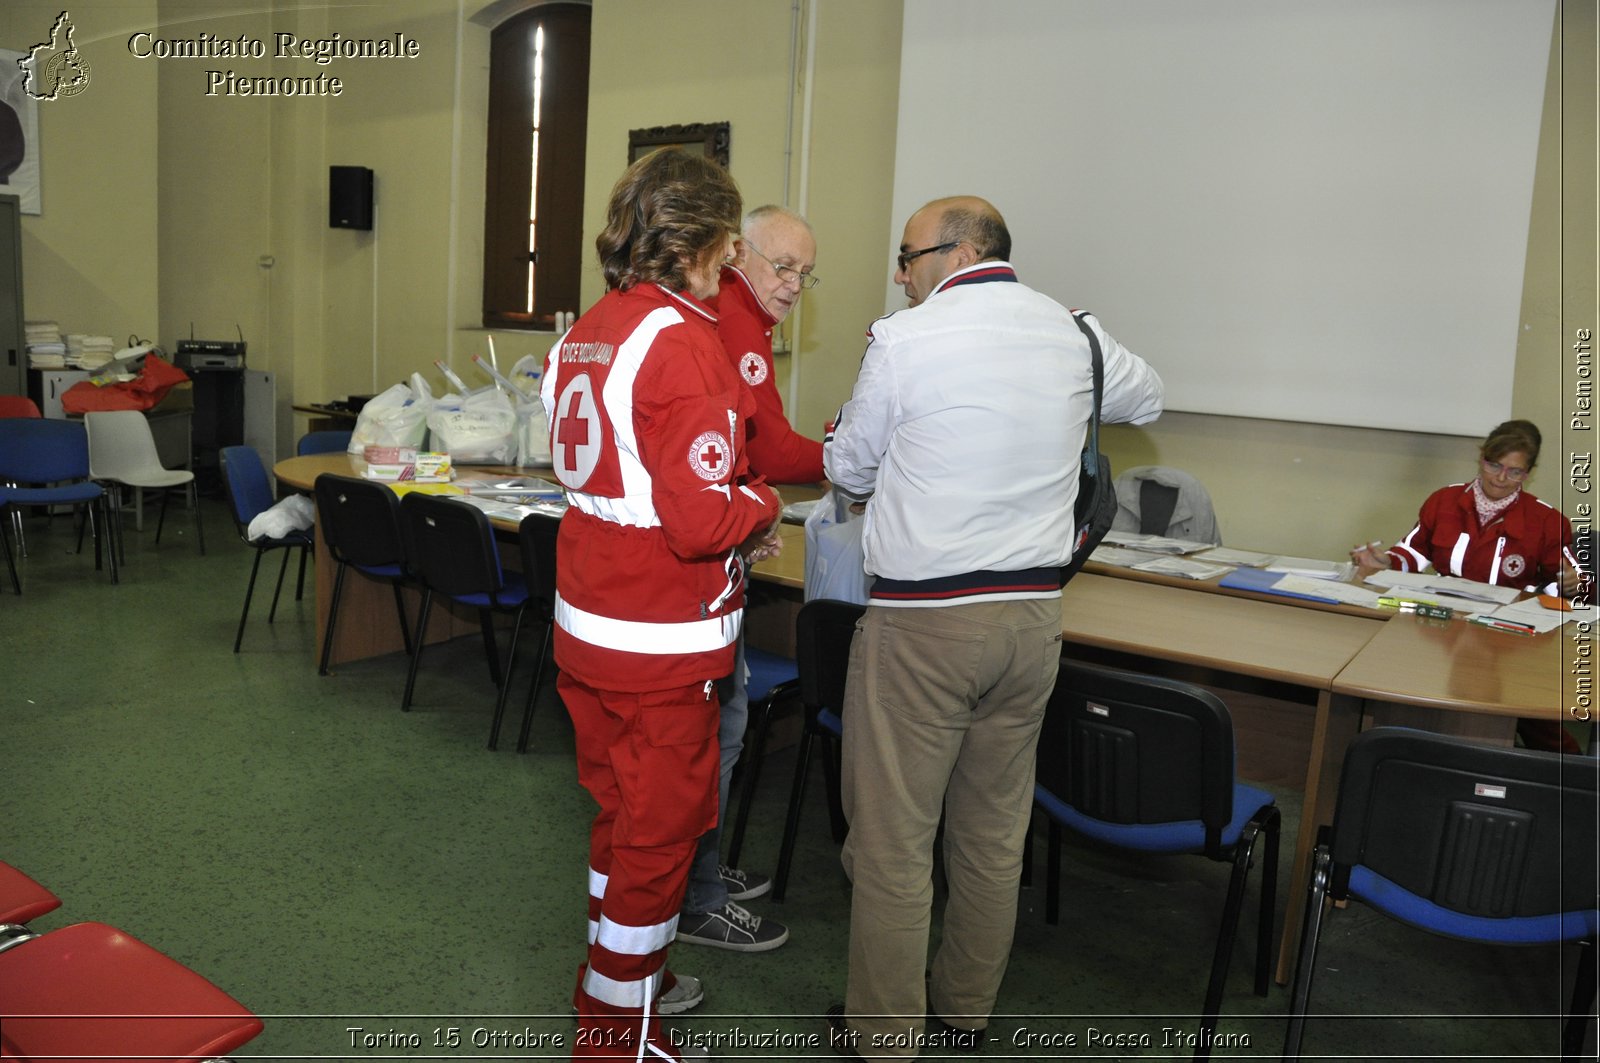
[
  {"x1": 1100, "y1": 530, "x2": 1211, "y2": 554},
  {"x1": 1192, "y1": 546, "x2": 1277, "y2": 567},
  {"x1": 1266, "y1": 556, "x2": 1352, "y2": 580},
  {"x1": 1090, "y1": 544, "x2": 1168, "y2": 568},
  {"x1": 1272, "y1": 574, "x2": 1386, "y2": 607},
  {"x1": 1363, "y1": 570, "x2": 1522, "y2": 605},
  {"x1": 1481, "y1": 596, "x2": 1591, "y2": 633},
  {"x1": 1131, "y1": 555, "x2": 1234, "y2": 581}
]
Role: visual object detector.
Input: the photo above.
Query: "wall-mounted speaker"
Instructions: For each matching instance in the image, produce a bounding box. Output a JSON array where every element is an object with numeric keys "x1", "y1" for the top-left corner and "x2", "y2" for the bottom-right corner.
[{"x1": 329, "y1": 166, "x2": 373, "y2": 230}]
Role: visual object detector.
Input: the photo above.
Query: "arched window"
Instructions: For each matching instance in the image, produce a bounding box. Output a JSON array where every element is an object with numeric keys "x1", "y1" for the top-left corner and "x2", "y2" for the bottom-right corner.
[{"x1": 482, "y1": 2, "x2": 590, "y2": 330}]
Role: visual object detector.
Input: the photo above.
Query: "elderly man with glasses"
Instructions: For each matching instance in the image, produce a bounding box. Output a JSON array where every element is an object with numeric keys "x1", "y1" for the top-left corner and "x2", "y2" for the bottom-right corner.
[{"x1": 674, "y1": 205, "x2": 823, "y2": 955}]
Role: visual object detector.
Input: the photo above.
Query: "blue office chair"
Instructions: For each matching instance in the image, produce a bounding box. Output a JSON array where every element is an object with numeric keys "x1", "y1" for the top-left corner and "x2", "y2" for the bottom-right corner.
[
  {"x1": 0, "y1": 418, "x2": 118, "y2": 589},
  {"x1": 1032, "y1": 661, "x2": 1278, "y2": 1059},
  {"x1": 297, "y1": 430, "x2": 354, "y2": 456},
  {"x1": 771, "y1": 599, "x2": 864, "y2": 902},
  {"x1": 221, "y1": 446, "x2": 312, "y2": 653},
  {"x1": 312, "y1": 473, "x2": 413, "y2": 677},
  {"x1": 725, "y1": 643, "x2": 801, "y2": 869},
  {"x1": 1283, "y1": 727, "x2": 1598, "y2": 1062},
  {"x1": 398, "y1": 493, "x2": 532, "y2": 750}
]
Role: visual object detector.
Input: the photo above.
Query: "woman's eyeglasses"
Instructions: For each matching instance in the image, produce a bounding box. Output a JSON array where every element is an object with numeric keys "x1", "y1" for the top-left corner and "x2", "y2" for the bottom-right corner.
[{"x1": 1482, "y1": 459, "x2": 1529, "y2": 482}]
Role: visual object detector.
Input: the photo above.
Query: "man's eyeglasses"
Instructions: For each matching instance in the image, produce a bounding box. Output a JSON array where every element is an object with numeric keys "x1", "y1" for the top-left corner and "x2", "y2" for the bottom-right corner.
[
  {"x1": 1482, "y1": 458, "x2": 1529, "y2": 482},
  {"x1": 897, "y1": 242, "x2": 956, "y2": 272},
  {"x1": 743, "y1": 239, "x2": 820, "y2": 290}
]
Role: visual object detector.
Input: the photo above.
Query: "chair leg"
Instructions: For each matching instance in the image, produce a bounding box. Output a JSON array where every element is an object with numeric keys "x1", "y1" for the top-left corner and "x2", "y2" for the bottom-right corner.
[
  {"x1": 772, "y1": 730, "x2": 819, "y2": 903},
  {"x1": 389, "y1": 581, "x2": 413, "y2": 656},
  {"x1": 1255, "y1": 807, "x2": 1281, "y2": 998},
  {"x1": 1197, "y1": 819, "x2": 1267, "y2": 1060},
  {"x1": 516, "y1": 620, "x2": 554, "y2": 754},
  {"x1": 0, "y1": 512, "x2": 20, "y2": 594},
  {"x1": 192, "y1": 482, "x2": 206, "y2": 554},
  {"x1": 98, "y1": 498, "x2": 118, "y2": 584},
  {"x1": 295, "y1": 544, "x2": 309, "y2": 600},
  {"x1": 1046, "y1": 819, "x2": 1062, "y2": 925},
  {"x1": 233, "y1": 547, "x2": 268, "y2": 653},
  {"x1": 478, "y1": 608, "x2": 503, "y2": 687},
  {"x1": 727, "y1": 690, "x2": 779, "y2": 869},
  {"x1": 319, "y1": 561, "x2": 350, "y2": 676},
  {"x1": 1282, "y1": 844, "x2": 1335, "y2": 1063},
  {"x1": 487, "y1": 605, "x2": 529, "y2": 751},
  {"x1": 1564, "y1": 938, "x2": 1597, "y2": 1063},
  {"x1": 401, "y1": 590, "x2": 434, "y2": 712},
  {"x1": 267, "y1": 546, "x2": 292, "y2": 622},
  {"x1": 155, "y1": 485, "x2": 171, "y2": 544}
]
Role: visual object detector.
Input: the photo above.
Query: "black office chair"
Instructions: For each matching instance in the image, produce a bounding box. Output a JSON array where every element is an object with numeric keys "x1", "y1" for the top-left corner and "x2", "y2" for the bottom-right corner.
[
  {"x1": 771, "y1": 599, "x2": 864, "y2": 902},
  {"x1": 399, "y1": 493, "x2": 532, "y2": 750},
  {"x1": 221, "y1": 446, "x2": 312, "y2": 652},
  {"x1": 512, "y1": 512, "x2": 559, "y2": 754},
  {"x1": 1283, "y1": 727, "x2": 1598, "y2": 1062},
  {"x1": 1032, "y1": 661, "x2": 1278, "y2": 1059},
  {"x1": 312, "y1": 473, "x2": 413, "y2": 677}
]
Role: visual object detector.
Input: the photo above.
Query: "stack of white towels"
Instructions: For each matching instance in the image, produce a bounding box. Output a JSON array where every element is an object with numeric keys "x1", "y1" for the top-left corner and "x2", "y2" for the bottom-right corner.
[{"x1": 24, "y1": 320, "x2": 65, "y2": 368}]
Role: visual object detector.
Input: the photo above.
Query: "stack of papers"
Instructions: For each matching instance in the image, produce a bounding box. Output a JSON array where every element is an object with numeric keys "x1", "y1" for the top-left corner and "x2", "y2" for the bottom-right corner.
[
  {"x1": 1192, "y1": 546, "x2": 1276, "y2": 568},
  {"x1": 1467, "y1": 596, "x2": 1589, "y2": 635},
  {"x1": 1130, "y1": 555, "x2": 1234, "y2": 581},
  {"x1": 456, "y1": 476, "x2": 566, "y2": 503},
  {"x1": 25, "y1": 320, "x2": 64, "y2": 367},
  {"x1": 1089, "y1": 544, "x2": 1167, "y2": 568},
  {"x1": 1100, "y1": 530, "x2": 1211, "y2": 555},
  {"x1": 1364, "y1": 570, "x2": 1522, "y2": 605},
  {"x1": 1265, "y1": 555, "x2": 1352, "y2": 581}
]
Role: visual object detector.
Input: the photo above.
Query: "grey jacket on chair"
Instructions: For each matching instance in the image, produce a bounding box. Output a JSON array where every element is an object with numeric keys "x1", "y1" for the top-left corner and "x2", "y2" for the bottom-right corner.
[{"x1": 1111, "y1": 465, "x2": 1222, "y2": 545}]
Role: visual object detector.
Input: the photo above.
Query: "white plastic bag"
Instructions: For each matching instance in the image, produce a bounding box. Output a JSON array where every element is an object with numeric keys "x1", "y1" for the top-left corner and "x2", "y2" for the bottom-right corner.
[
  {"x1": 803, "y1": 488, "x2": 873, "y2": 604},
  {"x1": 348, "y1": 375, "x2": 432, "y2": 454},
  {"x1": 246, "y1": 494, "x2": 315, "y2": 541},
  {"x1": 426, "y1": 385, "x2": 516, "y2": 464},
  {"x1": 507, "y1": 354, "x2": 551, "y2": 466}
]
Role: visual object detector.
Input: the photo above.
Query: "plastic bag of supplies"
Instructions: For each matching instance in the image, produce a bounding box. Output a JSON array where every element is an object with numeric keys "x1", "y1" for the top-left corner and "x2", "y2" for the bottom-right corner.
[
  {"x1": 803, "y1": 488, "x2": 873, "y2": 605},
  {"x1": 348, "y1": 374, "x2": 433, "y2": 454}
]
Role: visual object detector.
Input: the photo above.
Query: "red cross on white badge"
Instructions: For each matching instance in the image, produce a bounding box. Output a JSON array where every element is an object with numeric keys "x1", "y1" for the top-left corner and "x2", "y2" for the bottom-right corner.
[{"x1": 689, "y1": 430, "x2": 732, "y2": 482}]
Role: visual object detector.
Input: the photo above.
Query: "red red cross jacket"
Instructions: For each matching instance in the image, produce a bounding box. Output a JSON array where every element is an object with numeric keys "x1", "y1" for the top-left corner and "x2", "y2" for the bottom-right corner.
[
  {"x1": 709, "y1": 265, "x2": 824, "y2": 484},
  {"x1": 1388, "y1": 482, "x2": 1583, "y2": 593},
  {"x1": 541, "y1": 283, "x2": 780, "y2": 693}
]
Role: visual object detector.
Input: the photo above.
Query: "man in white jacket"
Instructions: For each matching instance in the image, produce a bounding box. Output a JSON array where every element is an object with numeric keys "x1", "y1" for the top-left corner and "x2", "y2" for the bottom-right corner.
[{"x1": 823, "y1": 195, "x2": 1164, "y2": 1057}]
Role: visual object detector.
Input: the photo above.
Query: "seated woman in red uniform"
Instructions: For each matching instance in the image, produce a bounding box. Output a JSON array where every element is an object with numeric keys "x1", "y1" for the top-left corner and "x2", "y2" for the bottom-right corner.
[
  {"x1": 540, "y1": 149, "x2": 783, "y2": 1060},
  {"x1": 1352, "y1": 418, "x2": 1585, "y2": 750}
]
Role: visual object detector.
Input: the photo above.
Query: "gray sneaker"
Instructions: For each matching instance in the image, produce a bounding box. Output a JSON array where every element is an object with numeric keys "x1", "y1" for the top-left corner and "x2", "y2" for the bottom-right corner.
[
  {"x1": 717, "y1": 864, "x2": 772, "y2": 901},
  {"x1": 675, "y1": 901, "x2": 789, "y2": 952},
  {"x1": 657, "y1": 972, "x2": 704, "y2": 1015}
]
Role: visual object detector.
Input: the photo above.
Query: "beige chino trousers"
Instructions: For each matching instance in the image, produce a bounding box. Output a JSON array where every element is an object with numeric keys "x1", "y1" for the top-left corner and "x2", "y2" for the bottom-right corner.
[{"x1": 840, "y1": 597, "x2": 1063, "y2": 1059}]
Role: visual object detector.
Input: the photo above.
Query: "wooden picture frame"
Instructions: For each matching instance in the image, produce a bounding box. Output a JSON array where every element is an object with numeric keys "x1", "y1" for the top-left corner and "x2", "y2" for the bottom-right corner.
[{"x1": 627, "y1": 122, "x2": 730, "y2": 169}]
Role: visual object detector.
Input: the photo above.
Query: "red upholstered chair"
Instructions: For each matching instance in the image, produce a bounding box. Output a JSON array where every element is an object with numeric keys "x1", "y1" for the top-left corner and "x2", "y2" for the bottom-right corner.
[
  {"x1": 0, "y1": 861, "x2": 60, "y2": 948},
  {"x1": 0, "y1": 921, "x2": 263, "y2": 1061}
]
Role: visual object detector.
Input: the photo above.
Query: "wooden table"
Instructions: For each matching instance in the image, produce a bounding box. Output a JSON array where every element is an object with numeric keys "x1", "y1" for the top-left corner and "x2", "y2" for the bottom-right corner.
[{"x1": 273, "y1": 452, "x2": 1571, "y2": 981}]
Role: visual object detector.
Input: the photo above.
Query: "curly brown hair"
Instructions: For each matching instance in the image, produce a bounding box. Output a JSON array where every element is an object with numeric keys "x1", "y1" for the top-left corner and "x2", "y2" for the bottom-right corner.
[
  {"x1": 596, "y1": 149, "x2": 742, "y2": 292},
  {"x1": 1480, "y1": 419, "x2": 1542, "y2": 468}
]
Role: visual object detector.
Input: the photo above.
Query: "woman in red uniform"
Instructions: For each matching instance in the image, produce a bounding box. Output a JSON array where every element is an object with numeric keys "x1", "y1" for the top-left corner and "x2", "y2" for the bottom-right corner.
[
  {"x1": 540, "y1": 149, "x2": 782, "y2": 1060},
  {"x1": 1352, "y1": 419, "x2": 1585, "y2": 750},
  {"x1": 1352, "y1": 419, "x2": 1582, "y2": 595}
]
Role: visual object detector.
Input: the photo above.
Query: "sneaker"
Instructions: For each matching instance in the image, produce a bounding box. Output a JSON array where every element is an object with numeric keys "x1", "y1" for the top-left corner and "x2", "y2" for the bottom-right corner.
[
  {"x1": 657, "y1": 972, "x2": 704, "y2": 1015},
  {"x1": 717, "y1": 864, "x2": 772, "y2": 901},
  {"x1": 675, "y1": 901, "x2": 789, "y2": 952}
]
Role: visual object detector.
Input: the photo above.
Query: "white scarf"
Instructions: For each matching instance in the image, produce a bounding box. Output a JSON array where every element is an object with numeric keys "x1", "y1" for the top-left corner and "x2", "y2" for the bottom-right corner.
[{"x1": 1470, "y1": 478, "x2": 1518, "y2": 528}]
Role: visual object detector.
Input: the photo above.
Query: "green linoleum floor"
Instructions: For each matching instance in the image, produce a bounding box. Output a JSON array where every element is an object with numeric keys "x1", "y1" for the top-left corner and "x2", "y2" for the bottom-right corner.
[{"x1": 1, "y1": 498, "x2": 1592, "y2": 1060}]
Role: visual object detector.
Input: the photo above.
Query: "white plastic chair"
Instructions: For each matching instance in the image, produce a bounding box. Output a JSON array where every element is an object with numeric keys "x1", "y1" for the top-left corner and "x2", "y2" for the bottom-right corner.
[{"x1": 85, "y1": 410, "x2": 205, "y2": 561}]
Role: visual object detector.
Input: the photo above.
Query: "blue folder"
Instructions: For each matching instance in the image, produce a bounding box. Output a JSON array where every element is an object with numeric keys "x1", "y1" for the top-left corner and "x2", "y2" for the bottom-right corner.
[{"x1": 1218, "y1": 566, "x2": 1340, "y2": 604}]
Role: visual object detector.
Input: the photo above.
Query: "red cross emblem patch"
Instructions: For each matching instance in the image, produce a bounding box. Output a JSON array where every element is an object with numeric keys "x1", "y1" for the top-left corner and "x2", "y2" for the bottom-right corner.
[
  {"x1": 739, "y1": 351, "x2": 768, "y2": 385},
  {"x1": 690, "y1": 430, "x2": 732, "y2": 482}
]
